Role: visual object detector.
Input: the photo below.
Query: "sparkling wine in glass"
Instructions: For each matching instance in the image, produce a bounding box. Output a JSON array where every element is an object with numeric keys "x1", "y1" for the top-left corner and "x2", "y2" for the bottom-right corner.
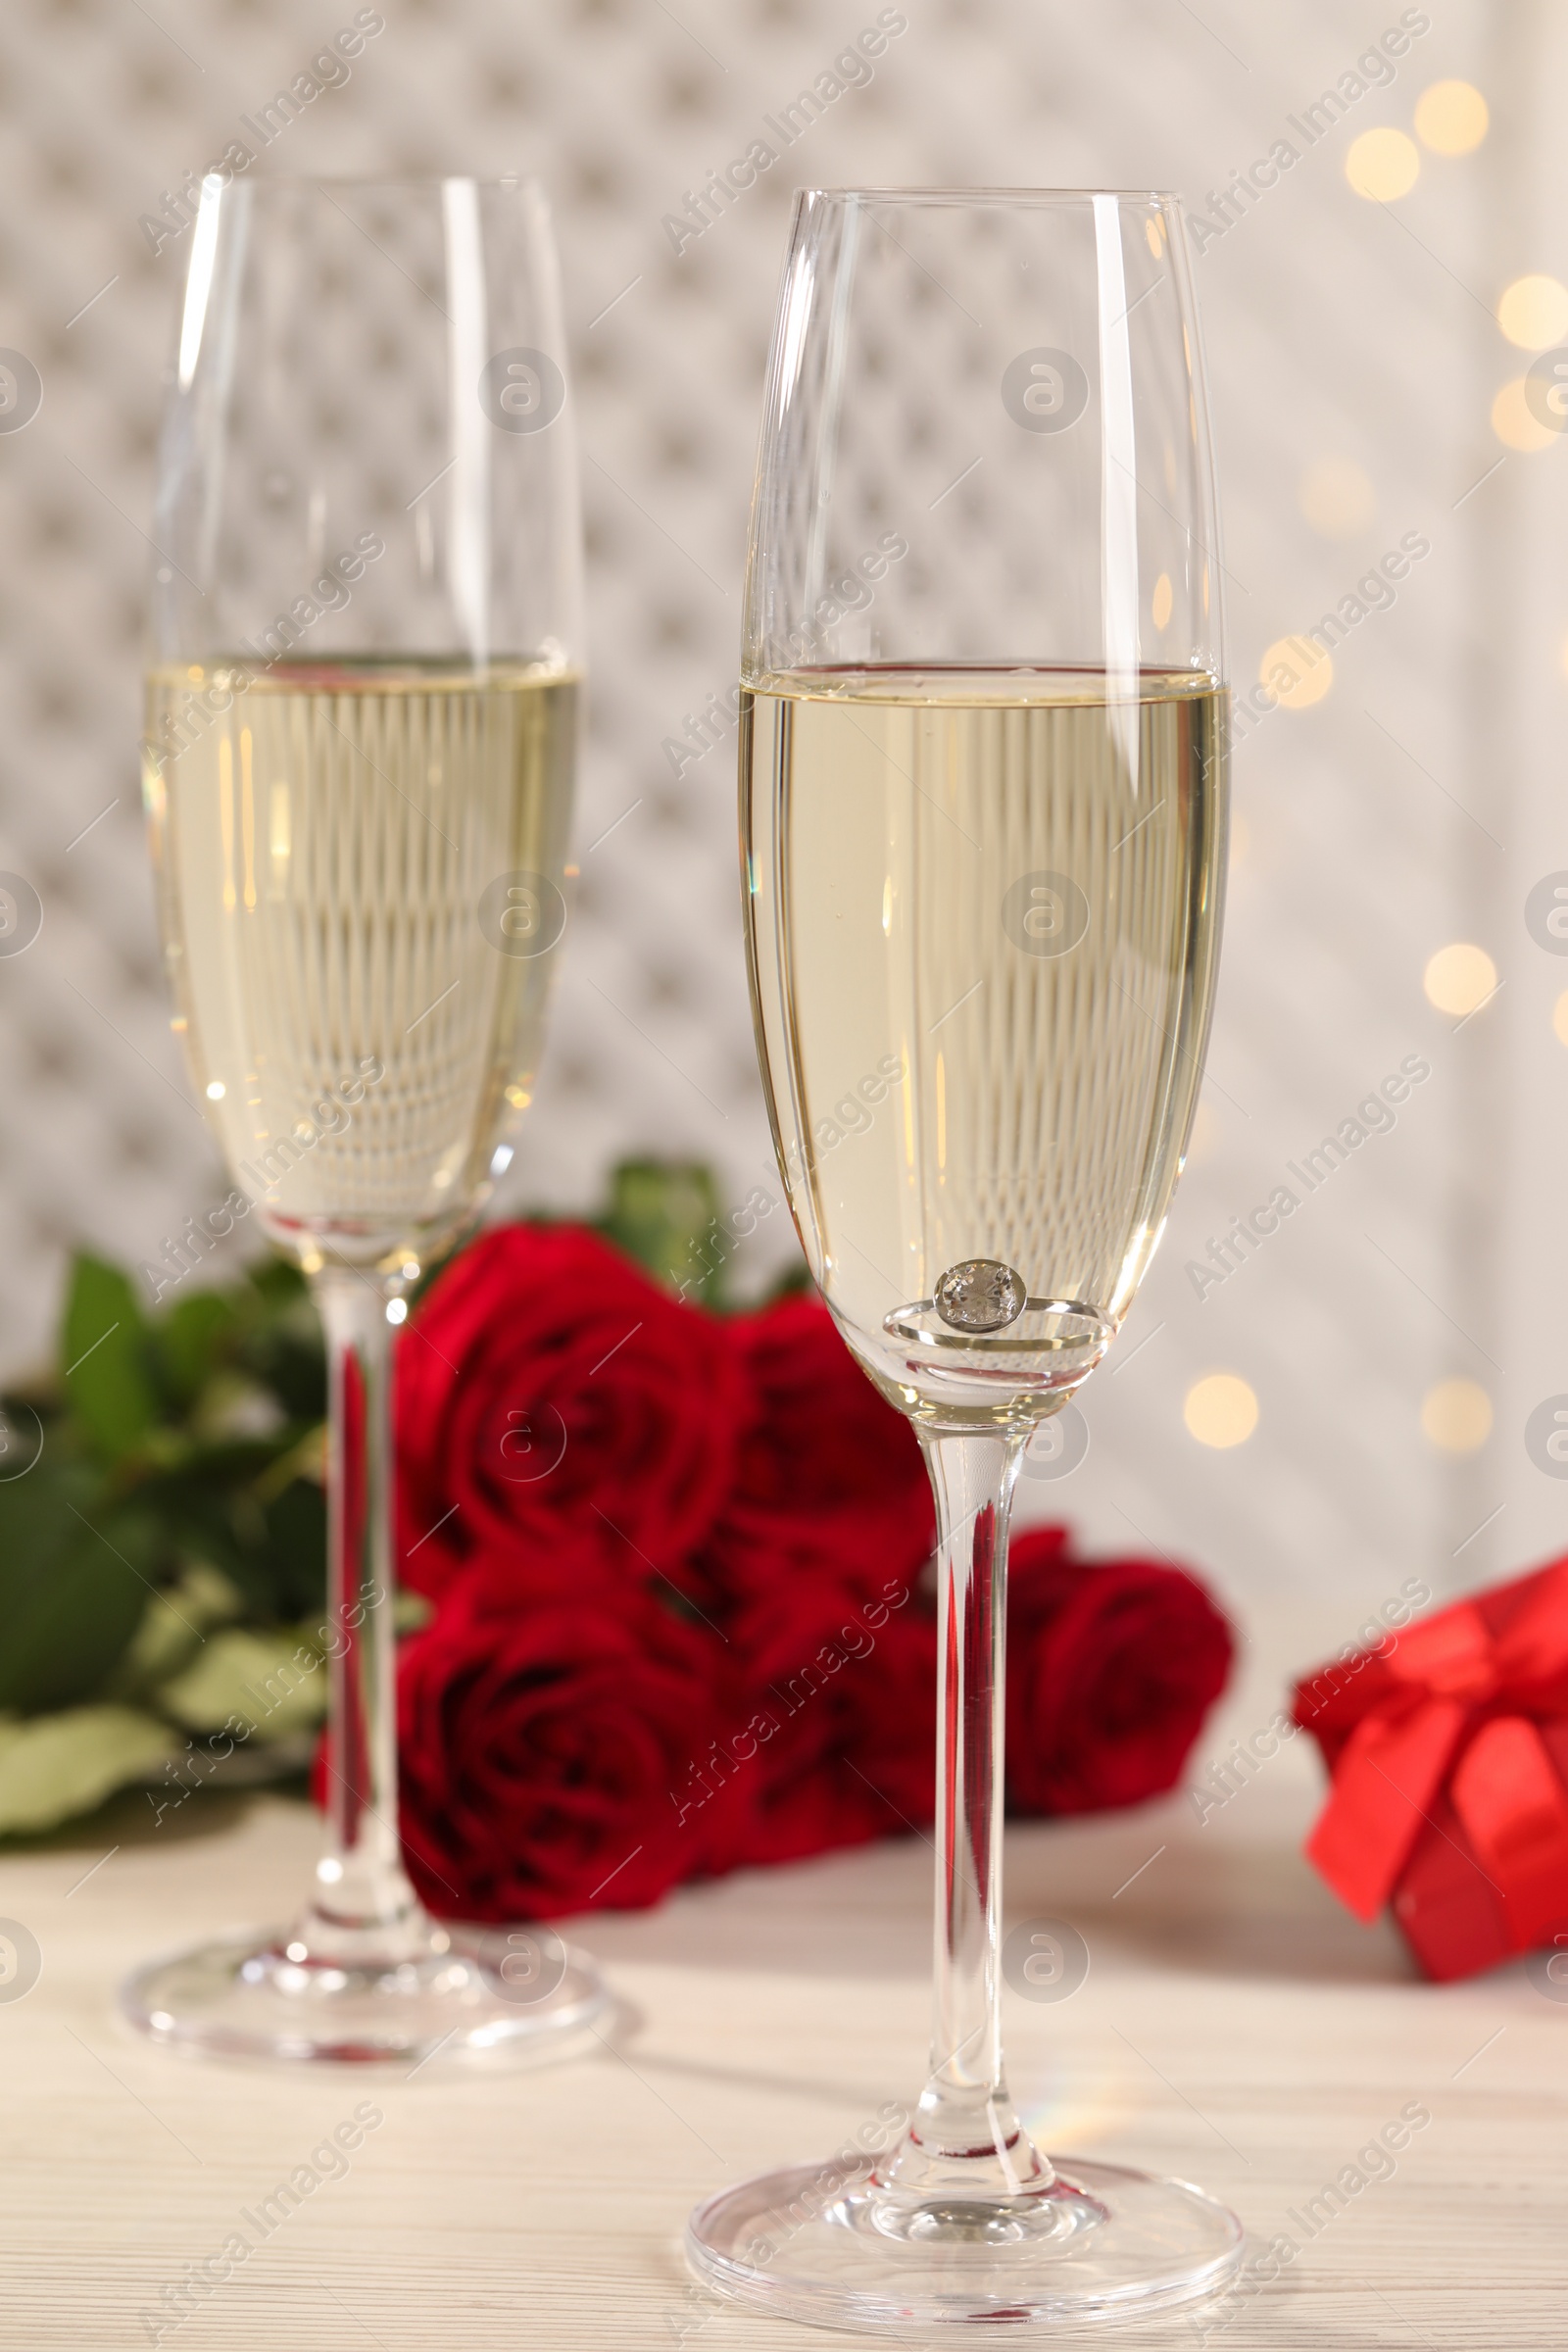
[
  {"x1": 686, "y1": 189, "x2": 1242, "y2": 2327},
  {"x1": 124, "y1": 175, "x2": 607, "y2": 2063}
]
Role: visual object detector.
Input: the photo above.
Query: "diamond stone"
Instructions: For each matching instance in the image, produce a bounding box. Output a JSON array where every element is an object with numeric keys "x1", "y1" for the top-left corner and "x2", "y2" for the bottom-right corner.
[{"x1": 934, "y1": 1260, "x2": 1027, "y2": 1334}]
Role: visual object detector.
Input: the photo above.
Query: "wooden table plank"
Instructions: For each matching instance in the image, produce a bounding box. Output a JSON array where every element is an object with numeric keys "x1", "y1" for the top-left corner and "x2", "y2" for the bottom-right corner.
[{"x1": 0, "y1": 1750, "x2": 1556, "y2": 2349}]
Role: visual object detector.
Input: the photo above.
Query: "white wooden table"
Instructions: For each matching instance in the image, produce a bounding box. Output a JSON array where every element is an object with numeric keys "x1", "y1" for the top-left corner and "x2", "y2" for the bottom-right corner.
[{"x1": 0, "y1": 1748, "x2": 1557, "y2": 2350}]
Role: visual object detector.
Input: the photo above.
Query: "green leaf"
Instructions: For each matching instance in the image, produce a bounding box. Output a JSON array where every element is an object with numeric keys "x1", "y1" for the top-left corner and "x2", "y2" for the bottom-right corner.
[
  {"x1": 148, "y1": 1435, "x2": 303, "y2": 1492},
  {"x1": 154, "y1": 1624, "x2": 326, "y2": 1741},
  {"x1": 109, "y1": 1562, "x2": 244, "y2": 1698},
  {"x1": 238, "y1": 1298, "x2": 326, "y2": 1424},
  {"x1": 145, "y1": 1484, "x2": 266, "y2": 1611},
  {"x1": 255, "y1": 1477, "x2": 327, "y2": 1618},
  {"x1": 394, "y1": 1589, "x2": 433, "y2": 1635},
  {"x1": 61, "y1": 1254, "x2": 159, "y2": 1462},
  {"x1": 135, "y1": 1445, "x2": 323, "y2": 1623},
  {"x1": 156, "y1": 1287, "x2": 239, "y2": 1410},
  {"x1": 0, "y1": 1705, "x2": 180, "y2": 1837},
  {"x1": 244, "y1": 1255, "x2": 312, "y2": 1313},
  {"x1": 0, "y1": 1470, "x2": 158, "y2": 1712},
  {"x1": 597, "y1": 1157, "x2": 727, "y2": 1305}
]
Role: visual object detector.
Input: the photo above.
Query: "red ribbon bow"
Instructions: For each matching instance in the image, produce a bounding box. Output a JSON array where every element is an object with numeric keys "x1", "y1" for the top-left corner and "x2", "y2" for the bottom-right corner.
[{"x1": 1298, "y1": 1560, "x2": 1568, "y2": 1944}]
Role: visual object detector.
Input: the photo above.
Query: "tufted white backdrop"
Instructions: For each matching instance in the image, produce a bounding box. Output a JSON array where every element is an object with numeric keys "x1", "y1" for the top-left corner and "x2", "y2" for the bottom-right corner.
[{"x1": 0, "y1": 0, "x2": 1558, "y2": 1734}]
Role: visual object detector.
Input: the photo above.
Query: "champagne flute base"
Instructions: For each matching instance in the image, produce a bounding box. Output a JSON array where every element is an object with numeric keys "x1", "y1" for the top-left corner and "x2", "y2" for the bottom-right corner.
[
  {"x1": 685, "y1": 2153, "x2": 1243, "y2": 2331},
  {"x1": 120, "y1": 1924, "x2": 610, "y2": 2068}
]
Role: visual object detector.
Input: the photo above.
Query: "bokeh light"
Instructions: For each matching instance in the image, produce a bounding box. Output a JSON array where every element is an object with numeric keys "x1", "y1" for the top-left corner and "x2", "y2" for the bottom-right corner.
[
  {"x1": 1298, "y1": 457, "x2": 1376, "y2": 538},
  {"x1": 1229, "y1": 809, "x2": 1250, "y2": 871},
  {"x1": 1346, "y1": 128, "x2": 1420, "y2": 201},
  {"x1": 1260, "y1": 635, "x2": 1332, "y2": 710},
  {"x1": 1151, "y1": 571, "x2": 1173, "y2": 629},
  {"x1": 1414, "y1": 79, "x2": 1489, "y2": 156},
  {"x1": 1186, "y1": 1102, "x2": 1218, "y2": 1165},
  {"x1": 1492, "y1": 378, "x2": 1557, "y2": 453},
  {"x1": 1423, "y1": 943, "x2": 1497, "y2": 1017},
  {"x1": 1420, "y1": 1378, "x2": 1493, "y2": 1451},
  {"x1": 1497, "y1": 274, "x2": 1568, "y2": 351},
  {"x1": 1184, "y1": 1374, "x2": 1258, "y2": 1449}
]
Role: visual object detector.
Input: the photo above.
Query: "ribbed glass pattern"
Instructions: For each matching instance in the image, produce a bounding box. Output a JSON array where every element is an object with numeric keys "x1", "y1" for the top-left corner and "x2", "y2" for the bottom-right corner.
[
  {"x1": 144, "y1": 661, "x2": 575, "y2": 1247},
  {"x1": 743, "y1": 666, "x2": 1225, "y2": 1389}
]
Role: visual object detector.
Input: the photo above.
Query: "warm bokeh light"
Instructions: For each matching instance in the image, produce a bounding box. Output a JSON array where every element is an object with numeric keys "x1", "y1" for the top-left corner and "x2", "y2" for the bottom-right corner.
[
  {"x1": 1414, "y1": 79, "x2": 1489, "y2": 156},
  {"x1": 1186, "y1": 1101, "x2": 1218, "y2": 1165},
  {"x1": 1497, "y1": 274, "x2": 1568, "y2": 351},
  {"x1": 1229, "y1": 810, "x2": 1250, "y2": 871},
  {"x1": 1420, "y1": 1378, "x2": 1493, "y2": 1452},
  {"x1": 1346, "y1": 127, "x2": 1420, "y2": 202},
  {"x1": 1151, "y1": 571, "x2": 1173, "y2": 629},
  {"x1": 1184, "y1": 1374, "x2": 1258, "y2": 1449},
  {"x1": 1492, "y1": 377, "x2": 1557, "y2": 453},
  {"x1": 1298, "y1": 457, "x2": 1376, "y2": 538},
  {"x1": 1260, "y1": 635, "x2": 1332, "y2": 710},
  {"x1": 1423, "y1": 942, "x2": 1497, "y2": 1017},
  {"x1": 1552, "y1": 991, "x2": 1568, "y2": 1049}
]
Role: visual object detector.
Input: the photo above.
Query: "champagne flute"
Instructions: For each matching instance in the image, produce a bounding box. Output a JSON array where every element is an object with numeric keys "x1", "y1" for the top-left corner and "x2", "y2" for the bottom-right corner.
[
  {"x1": 686, "y1": 189, "x2": 1242, "y2": 2326},
  {"x1": 124, "y1": 175, "x2": 607, "y2": 2063}
]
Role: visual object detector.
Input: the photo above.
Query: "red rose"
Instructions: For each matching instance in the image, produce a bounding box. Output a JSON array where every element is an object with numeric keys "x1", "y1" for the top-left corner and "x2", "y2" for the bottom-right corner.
[
  {"x1": 396, "y1": 1224, "x2": 746, "y2": 1599},
  {"x1": 719, "y1": 1546, "x2": 937, "y2": 1865},
  {"x1": 396, "y1": 1546, "x2": 742, "y2": 1920},
  {"x1": 1004, "y1": 1527, "x2": 1234, "y2": 1814},
  {"x1": 693, "y1": 1294, "x2": 933, "y2": 1616}
]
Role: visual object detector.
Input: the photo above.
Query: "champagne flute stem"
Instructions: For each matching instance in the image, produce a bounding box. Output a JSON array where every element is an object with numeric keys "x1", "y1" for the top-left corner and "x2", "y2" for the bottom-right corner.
[
  {"x1": 308, "y1": 1268, "x2": 421, "y2": 1957},
  {"x1": 882, "y1": 1427, "x2": 1050, "y2": 2202}
]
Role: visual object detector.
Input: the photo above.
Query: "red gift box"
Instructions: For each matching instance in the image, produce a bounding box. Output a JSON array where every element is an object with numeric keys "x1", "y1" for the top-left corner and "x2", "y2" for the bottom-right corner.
[{"x1": 1292, "y1": 1557, "x2": 1568, "y2": 1982}]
